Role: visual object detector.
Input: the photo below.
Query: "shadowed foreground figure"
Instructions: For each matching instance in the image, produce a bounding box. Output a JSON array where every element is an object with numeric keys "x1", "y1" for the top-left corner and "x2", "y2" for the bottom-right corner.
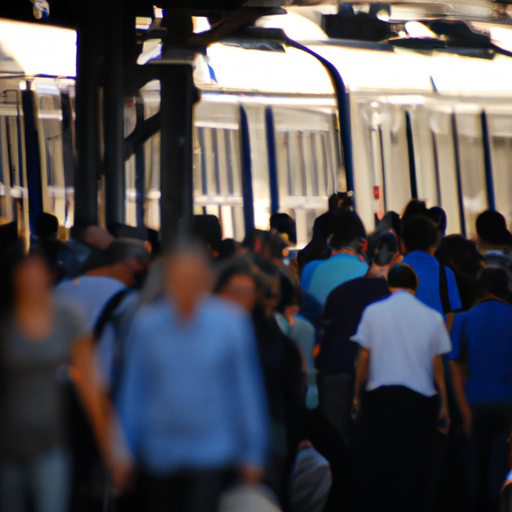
[{"x1": 116, "y1": 241, "x2": 269, "y2": 512}]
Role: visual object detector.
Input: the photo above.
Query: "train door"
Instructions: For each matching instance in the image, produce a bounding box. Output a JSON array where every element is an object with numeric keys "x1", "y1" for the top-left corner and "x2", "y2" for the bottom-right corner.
[
  {"x1": 0, "y1": 85, "x2": 28, "y2": 239},
  {"x1": 194, "y1": 98, "x2": 247, "y2": 241},
  {"x1": 451, "y1": 106, "x2": 489, "y2": 237},
  {"x1": 266, "y1": 104, "x2": 340, "y2": 247},
  {"x1": 31, "y1": 80, "x2": 72, "y2": 229},
  {"x1": 352, "y1": 97, "x2": 412, "y2": 230},
  {"x1": 483, "y1": 105, "x2": 512, "y2": 229},
  {"x1": 406, "y1": 101, "x2": 439, "y2": 212},
  {"x1": 427, "y1": 108, "x2": 464, "y2": 236}
]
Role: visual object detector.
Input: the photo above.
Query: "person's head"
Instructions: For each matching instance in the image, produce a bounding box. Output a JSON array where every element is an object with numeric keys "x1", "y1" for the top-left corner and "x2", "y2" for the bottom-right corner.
[
  {"x1": 427, "y1": 206, "x2": 447, "y2": 239},
  {"x1": 105, "y1": 239, "x2": 151, "y2": 288},
  {"x1": 401, "y1": 199, "x2": 428, "y2": 225},
  {"x1": 373, "y1": 232, "x2": 399, "y2": 267},
  {"x1": 192, "y1": 215, "x2": 222, "y2": 255},
  {"x1": 243, "y1": 229, "x2": 287, "y2": 264},
  {"x1": 476, "y1": 210, "x2": 512, "y2": 251},
  {"x1": 435, "y1": 235, "x2": 483, "y2": 279},
  {"x1": 13, "y1": 253, "x2": 53, "y2": 305},
  {"x1": 164, "y1": 238, "x2": 215, "y2": 320},
  {"x1": 30, "y1": 239, "x2": 80, "y2": 283},
  {"x1": 214, "y1": 258, "x2": 257, "y2": 313},
  {"x1": 402, "y1": 215, "x2": 439, "y2": 254},
  {"x1": 387, "y1": 263, "x2": 418, "y2": 293},
  {"x1": 270, "y1": 213, "x2": 297, "y2": 246},
  {"x1": 477, "y1": 268, "x2": 510, "y2": 303},
  {"x1": 34, "y1": 212, "x2": 59, "y2": 241},
  {"x1": 330, "y1": 211, "x2": 366, "y2": 251},
  {"x1": 82, "y1": 225, "x2": 115, "y2": 251}
]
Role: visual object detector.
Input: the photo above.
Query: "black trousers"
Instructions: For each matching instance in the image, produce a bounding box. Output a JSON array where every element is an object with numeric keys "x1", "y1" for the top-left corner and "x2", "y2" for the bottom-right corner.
[
  {"x1": 128, "y1": 467, "x2": 236, "y2": 512},
  {"x1": 470, "y1": 403, "x2": 512, "y2": 512},
  {"x1": 356, "y1": 386, "x2": 439, "y2": 512}
]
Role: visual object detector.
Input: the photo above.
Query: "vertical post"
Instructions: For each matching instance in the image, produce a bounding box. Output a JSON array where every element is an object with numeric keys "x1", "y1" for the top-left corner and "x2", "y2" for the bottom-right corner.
[
  {"x1": 75, "y1": 8, "x2": 103, "y2": 227},
  {"x1": 159, "y1": 64, "x2": 196, "y2": 248},
  {"x1": 104, "y1": 0, "x2": 125, "y2": 229}
]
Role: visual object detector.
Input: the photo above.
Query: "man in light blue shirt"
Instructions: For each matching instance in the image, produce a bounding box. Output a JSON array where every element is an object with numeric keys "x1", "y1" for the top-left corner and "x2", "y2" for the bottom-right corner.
[
  {"x1": 116, "y1": 242, "x2": 269, "y2": 512},
  {"x1": 304, "y1": 211, "x2": 368, "y2": 305}
]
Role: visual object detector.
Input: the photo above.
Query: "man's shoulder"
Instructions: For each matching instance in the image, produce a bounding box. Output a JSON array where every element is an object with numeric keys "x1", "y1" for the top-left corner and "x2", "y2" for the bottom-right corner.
[{"x1": 327, "y1": 276, "x2": 388, "y2": 303}]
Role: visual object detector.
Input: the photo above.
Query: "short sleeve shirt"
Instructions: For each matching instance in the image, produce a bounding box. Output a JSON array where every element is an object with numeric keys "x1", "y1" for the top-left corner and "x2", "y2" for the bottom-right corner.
[{"x1": 351, "y1": 291, "x2": 451, "y2": 396}]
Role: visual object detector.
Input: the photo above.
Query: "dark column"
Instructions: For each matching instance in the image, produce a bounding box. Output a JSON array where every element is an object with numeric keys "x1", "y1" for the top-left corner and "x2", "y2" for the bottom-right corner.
[
  {"x1": 103, "y1": 0, "x2": 125, "y2": 229},
  {"x1": 159, "y1": 64, "x2": 196, "y2": 248},
  {"x1": 74, "y1": 12, "x2": 102, "y2": 227},
  {"x1": 158, "y1": 11, "x2": 198, "y2": 248}
]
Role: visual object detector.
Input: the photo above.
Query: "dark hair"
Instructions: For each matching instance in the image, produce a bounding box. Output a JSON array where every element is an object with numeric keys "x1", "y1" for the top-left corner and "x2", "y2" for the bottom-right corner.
[
  {"x1": 192, "y1": 215, "x2": 222, "y2": 253},
  {"x1": 478, "y1": 268, "x2": 510, "y2": 302},
  {"x1": 427, "y1": 206, "x2": 447, "y2": 236},
  {"x1": 388, "y1": 263, "x2": 418, "y2": 291},
  {"x1": 214, "y1": 257, "x2": 254, "y2": 294},
  {"x1": 402, "y1": 215, "x2": 439, "y2": 253},
  {"x1": 330, "y1": 211, "x2": 366, "y2": 250},
  {"x1": 401, "y1": 200, "x2": 428, "y2": 225},
  {"x1": 373, "y1": 232, "x2": 399, "y2": 266},
  {"x1": 435, "y1": 235, "x2": 483, "y2": 278},
  {"x1": 106, "y1": 240, "x2": 149, "y2": 265},
  {"x1": 34, "y1": 212, "x2": 59, "y2": 240},
  {"x1": 270, "y1": 213, "x2": 297, "y2": 246}
]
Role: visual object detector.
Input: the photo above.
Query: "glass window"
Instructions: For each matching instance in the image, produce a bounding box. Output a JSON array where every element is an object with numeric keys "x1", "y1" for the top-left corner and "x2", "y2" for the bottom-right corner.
[
  {"x1": 488, "y1": 113, "x2": 512, "y2": 228},
  {"x1": 455, "y1": 112, "x2": 488, "y2": 237}
]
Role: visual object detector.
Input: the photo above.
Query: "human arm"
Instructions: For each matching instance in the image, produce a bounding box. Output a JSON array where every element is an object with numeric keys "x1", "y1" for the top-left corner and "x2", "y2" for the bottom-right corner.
[
  {"x1": 231, "y1": 315, "x2": 270, "y2": 483},
  {"x1": 433, "y1": 354, "x2": 450, "y2": 435},
  {"x1": 449, "y1": 360, "x2": 471, "y2": 435},
  {"x1": 70, "y1": 337, "x2": 134, "y2": 488},
  {"x1": 353, "y1": 347, "x2": 369, "y2": 414}
]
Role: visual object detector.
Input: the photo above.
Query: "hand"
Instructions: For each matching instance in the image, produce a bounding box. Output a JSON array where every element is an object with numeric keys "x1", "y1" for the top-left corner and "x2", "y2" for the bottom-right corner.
[
  {"x1": 461, "y1": 404, "x2": 472, "y2": 437},
  {"x1": 240, "y1": 465, "x2": 264, "y2": 486},
  {"x1": 351, "y1": 396, "x2": 360, "y2": 421},
  {"x1": 437, "y1": 402, "x2": 450, "y2": 435}
]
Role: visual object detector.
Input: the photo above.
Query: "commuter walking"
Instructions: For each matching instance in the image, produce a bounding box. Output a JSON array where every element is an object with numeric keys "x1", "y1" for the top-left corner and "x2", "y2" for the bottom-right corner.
[
  {"x1": 449, "y1": 268, "x2": 512, "y2": 512},
  {"x1": 352, "y1": 264, "x2": 451, "y2": 512},
  {"x1": 116, "y1": 241, "x2": 269, "y2": 512},
  {"x1": 0, "y1": 244, "x2": 88, "y2": 512}
]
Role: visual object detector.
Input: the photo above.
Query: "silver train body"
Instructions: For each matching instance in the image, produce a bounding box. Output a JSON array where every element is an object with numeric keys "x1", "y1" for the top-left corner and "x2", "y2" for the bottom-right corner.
[{"x1": 2, "y1": 11, "x2": 512, "y2": 245}]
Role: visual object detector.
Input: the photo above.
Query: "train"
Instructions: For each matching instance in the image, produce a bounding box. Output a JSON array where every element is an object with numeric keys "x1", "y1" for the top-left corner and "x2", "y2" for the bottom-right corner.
[{"x1": 3, "y1": 5, "x2": 512, "y2": 247}]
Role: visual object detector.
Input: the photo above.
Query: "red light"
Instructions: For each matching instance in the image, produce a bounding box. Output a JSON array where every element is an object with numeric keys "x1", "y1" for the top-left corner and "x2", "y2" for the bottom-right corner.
[{"x1": 373, "y1": 186, "x2": 380, "y2": 200}]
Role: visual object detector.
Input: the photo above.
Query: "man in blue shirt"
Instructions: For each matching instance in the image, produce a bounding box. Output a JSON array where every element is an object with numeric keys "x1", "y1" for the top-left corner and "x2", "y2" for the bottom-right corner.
[
  {"x1": 402, "y1": 215, "x2": 461, "y2": 320},
  {"x1": 448, "y1": 268, "x2": 512, "y2": 512},
  {"x1": 303, "y1": 211, "x2": 368, "y2": 305},
  {"x1": 116, "y1": 242, "x2": 269, "y2": 512}
]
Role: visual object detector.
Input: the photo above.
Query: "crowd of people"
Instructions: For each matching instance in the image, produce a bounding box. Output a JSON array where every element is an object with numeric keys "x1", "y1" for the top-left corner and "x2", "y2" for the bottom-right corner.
[{"x1": 0, "y1": 198, "x2": 511, "y2": 512}]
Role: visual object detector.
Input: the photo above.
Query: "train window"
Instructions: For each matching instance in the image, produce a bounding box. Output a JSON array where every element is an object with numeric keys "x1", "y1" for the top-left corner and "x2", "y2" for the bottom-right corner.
[
  {"x1": 0, "y1": 92, "x2": 29, "y2": 238},
  {"x1": 271, "y1": 106, "x2": 339, "y2": 247},
  {"x1": 32, "y1": 82, "x2": 69, "y2": 227},
  {"x1": 429, "y1": 110, "x2": 462, "y2": 235},
  {"x1": 139, "y1": 89, "x2": 246, "y2": 241},
  {"x1": 380, "y1": 104, "x2": 411, "y2": 215},
  {"x1": 487, "y1": 113, "x2": 512, "y2": 228},
  {"x1": 454, "y1": 112, "x2": 488, "y2": 237},
  {"x1": 409, "y1": 104, "x2": 439, "y2": 209}
]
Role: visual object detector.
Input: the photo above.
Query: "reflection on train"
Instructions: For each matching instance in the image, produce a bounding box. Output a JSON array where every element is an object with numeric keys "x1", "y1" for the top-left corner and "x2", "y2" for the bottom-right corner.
[{"x1": 4, "y1": 8, "x2": 512, "y2": 245}]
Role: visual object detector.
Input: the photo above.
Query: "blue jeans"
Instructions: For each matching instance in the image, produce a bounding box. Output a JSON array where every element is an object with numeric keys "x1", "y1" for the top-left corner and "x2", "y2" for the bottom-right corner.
[{"x1": 1, "y1": 447, "x2": 71, "y2": 512}]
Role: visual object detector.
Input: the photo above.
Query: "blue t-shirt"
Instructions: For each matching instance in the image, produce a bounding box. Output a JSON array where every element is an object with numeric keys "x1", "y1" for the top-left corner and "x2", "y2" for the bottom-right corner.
[
  {"x1": 402, "y1": 251, "x2": 461, "y2": 318},
  {"x1": 306, "y1": 253, "x2": 368, "y2": 305},
  {"x1": 448, "y1": 299, "x2": 512, "y2": 405}
]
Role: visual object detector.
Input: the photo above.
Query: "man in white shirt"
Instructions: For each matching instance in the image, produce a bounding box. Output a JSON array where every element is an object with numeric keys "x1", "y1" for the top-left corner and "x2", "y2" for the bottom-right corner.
[{"x1": 351, "y1": 263, "x2": 451, "y2": 512}]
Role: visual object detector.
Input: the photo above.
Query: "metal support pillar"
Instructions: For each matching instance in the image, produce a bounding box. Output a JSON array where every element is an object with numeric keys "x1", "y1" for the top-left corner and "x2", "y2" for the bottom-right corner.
[
  {"x1": 104, "y1": 0, "x2": 125, "y2": 229},
  {"x1": 159, "y1": 64, "x2": 196, "y2": 248},
  {"x1": 75, "y1": 14, "x2": 102, "y2": 227}
]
